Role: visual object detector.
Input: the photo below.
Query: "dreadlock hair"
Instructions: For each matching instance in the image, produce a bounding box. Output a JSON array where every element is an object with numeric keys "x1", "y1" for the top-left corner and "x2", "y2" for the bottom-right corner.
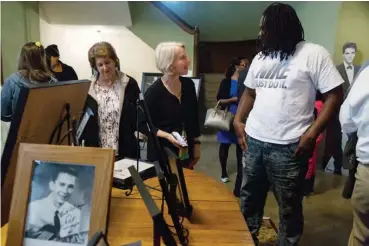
[
  {"x1": 259, "y1": 2, "x2": 305, "y2": 61},
  {"x1": 225, "y1": 57, "x2": 246, "y2": 79}
]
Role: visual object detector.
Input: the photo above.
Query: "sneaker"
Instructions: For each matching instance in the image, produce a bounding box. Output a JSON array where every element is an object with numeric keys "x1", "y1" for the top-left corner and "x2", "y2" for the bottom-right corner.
[{"x1": 221, "y1": 177, "x2": 229, "y2": 183}]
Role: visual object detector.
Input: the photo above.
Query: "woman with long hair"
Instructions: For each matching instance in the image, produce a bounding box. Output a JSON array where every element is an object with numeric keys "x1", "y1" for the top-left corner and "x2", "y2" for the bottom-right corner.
[
  {"x1": 1, "y1": 41, "x2": 56, "y2": 122},
  {"x1": 216, "y1": 57, "x2": 247, "y2": 197}
]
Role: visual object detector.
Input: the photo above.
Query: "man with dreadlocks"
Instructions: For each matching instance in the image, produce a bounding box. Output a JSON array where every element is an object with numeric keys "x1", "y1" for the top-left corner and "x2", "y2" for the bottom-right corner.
[{"x1": 233, "y1": 2, "x2": 344, "y2": 245}]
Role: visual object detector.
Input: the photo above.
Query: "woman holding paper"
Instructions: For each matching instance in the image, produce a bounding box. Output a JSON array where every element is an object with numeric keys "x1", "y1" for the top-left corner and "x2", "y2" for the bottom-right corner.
[{"x1": 143, "y1": 42, "x2": 201, "y2": 169}]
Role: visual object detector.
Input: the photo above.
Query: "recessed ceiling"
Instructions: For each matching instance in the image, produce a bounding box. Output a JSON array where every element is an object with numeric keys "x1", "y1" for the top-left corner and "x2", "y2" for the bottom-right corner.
[{"x1": 163, "y1": 1, "x2": 274, "y2": 41}]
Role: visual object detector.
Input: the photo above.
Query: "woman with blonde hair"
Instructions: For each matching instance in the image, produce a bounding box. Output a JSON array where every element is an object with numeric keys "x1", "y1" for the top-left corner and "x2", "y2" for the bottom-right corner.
[
  {"x1": 1, "y1": 41, "x2": 56, "y2": 122},
  {"x1": 144, "y1": 42, "x2": 201, "y2": 168},
  {"x1": 79, "y1": 41, "x2": 142, "y2": 160}
]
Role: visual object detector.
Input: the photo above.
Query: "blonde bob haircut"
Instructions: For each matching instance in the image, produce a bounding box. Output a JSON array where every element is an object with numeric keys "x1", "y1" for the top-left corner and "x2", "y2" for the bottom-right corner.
[{"x1": 155, "y1": 42, "x2": 185, "y2": 75}]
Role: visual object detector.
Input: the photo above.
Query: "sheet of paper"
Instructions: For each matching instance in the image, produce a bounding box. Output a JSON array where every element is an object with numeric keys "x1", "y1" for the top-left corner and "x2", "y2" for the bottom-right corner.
[{"x1": 114, "y1": 158, "x2": 154, "y2": 180}]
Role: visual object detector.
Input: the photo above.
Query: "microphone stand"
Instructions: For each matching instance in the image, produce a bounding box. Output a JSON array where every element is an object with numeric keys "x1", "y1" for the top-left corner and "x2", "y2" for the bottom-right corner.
[
  {"x1": 124, "y1": 99, "x2": 165, "y2": 196},
  {"x1": 138, "y1": 93, "x2": 188, "y2": 246}
]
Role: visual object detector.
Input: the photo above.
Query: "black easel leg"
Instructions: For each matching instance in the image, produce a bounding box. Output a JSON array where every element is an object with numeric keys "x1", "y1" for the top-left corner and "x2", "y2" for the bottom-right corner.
[{"x1": 153, "y1": 220, "x2": 161, "y2": 246}]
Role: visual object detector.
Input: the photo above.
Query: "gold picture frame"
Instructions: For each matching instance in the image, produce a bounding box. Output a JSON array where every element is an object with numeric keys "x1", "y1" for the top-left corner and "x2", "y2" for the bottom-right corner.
[{"x1": 5, "y1": 143, "x2": 114, "y2": 246}]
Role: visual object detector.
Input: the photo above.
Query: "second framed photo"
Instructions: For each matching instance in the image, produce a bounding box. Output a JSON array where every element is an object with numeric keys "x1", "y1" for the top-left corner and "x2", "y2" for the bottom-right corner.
[
  {"x1": 141, "y1": 72, "x2": 202, "y2": 99},
  {"x1": 5, "y1": 144, "x2": 115, "y2": 246}
]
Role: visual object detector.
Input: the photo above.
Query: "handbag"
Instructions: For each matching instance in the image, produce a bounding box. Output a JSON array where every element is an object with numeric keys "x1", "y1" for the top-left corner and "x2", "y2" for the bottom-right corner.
[{"x1": 204, "y1": 101, "x2": 234, "y2": 131}]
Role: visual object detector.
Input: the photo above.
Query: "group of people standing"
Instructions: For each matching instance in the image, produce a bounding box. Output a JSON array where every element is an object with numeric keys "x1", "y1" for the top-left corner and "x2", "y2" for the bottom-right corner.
[
  {"x1": 1, "y1": 40, "x2": 201, "y2": 165},
  {"x1": 1, "y1": 39, "x2": 201, "y2": 243}
]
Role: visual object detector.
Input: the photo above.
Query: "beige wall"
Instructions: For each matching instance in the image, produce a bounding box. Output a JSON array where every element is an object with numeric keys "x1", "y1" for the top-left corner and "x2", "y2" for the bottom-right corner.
[
  {"x1": 40, "y1": 19, "x2": 159, "y2": 85},
  {"x1": 128, "y1": 2, "x2": 194, "y2": 71},
  {"x1": 290, "y1": 1, "x2": 342, "y2": 55},
  {"x1": 334, "y1": 2, "x2": 369, "y2": 65},
  {"x1": 1, "y1": 2, "x2": 40, "y2": 79},
  {"x1": 40, "y1": 1, "x2": 195, "y2": 85}
]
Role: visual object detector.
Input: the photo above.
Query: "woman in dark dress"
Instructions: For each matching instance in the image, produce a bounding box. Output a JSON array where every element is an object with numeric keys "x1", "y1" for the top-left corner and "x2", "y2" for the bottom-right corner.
[
  {"x1": 144, "y1": 42, "x2": 201, "y2": 168},
  {"x1": 216, "y1": 57, "x2": 247, "y2": 197},
  {"x1": 45, "y1": 44, "x2": 78, "y2": 82}
]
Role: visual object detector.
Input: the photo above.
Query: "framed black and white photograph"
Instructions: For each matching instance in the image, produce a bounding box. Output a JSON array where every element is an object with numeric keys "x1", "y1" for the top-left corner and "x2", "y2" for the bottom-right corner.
[
  {"x1": 140, "y1": 72, "x2": 162, "y2": 95},
  {"x1": 188, "y1": 77, "x2": 201, "y2": 99},
  {"x1": 5, "y1": 143, "x2": 115, "y2": 246},
  {"x1": 24, "y1": 161, "x2": 95, "y2": 245}
]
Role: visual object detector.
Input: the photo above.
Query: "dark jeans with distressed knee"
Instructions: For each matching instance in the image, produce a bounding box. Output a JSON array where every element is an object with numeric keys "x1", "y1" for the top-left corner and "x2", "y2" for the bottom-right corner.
[{"x1": 240, "y1": 135, "x2": 308, "y2": 246}]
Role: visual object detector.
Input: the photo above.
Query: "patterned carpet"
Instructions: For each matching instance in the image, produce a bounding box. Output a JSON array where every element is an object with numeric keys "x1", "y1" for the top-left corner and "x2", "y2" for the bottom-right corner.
[{"x1": 259, "y1": 217, "x2": 278, "y2": 245}]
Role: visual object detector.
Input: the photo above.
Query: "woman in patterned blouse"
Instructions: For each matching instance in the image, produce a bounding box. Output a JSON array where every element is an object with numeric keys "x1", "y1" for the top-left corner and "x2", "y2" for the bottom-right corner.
[{"x1": 80, "y1": 42, "x2": 142, "y2": 160}]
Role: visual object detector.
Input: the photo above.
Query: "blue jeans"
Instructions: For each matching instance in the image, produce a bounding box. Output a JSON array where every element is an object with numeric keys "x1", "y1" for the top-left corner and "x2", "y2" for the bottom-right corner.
[{"x1": 240, "y1": 135, "x2": 308, "y2": 246}]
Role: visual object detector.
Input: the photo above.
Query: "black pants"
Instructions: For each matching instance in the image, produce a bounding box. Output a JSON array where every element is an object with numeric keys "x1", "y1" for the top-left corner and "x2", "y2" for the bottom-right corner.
[
  {"x1": 219, "y1": 143, "x2": 243, "y2": 196},
  {"x1": 322, "y1": 153, "x2": 343, "y2": 171}
]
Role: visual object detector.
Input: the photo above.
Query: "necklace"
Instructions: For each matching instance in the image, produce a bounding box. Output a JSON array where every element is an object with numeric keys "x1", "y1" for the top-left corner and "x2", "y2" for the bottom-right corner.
[{"x1": 162, "y1": 78, "x2": 181, "y2": 100}]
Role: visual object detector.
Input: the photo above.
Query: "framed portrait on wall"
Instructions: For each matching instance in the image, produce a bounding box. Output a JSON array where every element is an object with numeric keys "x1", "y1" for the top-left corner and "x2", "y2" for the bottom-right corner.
[
  {"x1": 141, "y1": 72, "x2": 202, "y2": 99},
  {"x1": 140, "y1": 73, "x2": 162, "y2": 95},
  {"x1": 5, "y1": 144, "x2": 115, "y2": 246}
]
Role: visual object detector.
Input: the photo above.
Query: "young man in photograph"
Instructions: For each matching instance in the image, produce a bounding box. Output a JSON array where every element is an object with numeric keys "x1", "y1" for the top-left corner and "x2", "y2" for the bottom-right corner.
[
  {"x1": 337, "y1": 42, "x2": 361, "y2": 95},
  {"x1": 25, "y1": 167, "x2": 84, "y2": 243},
  {"x1": 233, "y1": 2, "x2": 343, "y2": 245},
  {"x1": 323, "y1": 42, "x2": 361, "y2": 175}
]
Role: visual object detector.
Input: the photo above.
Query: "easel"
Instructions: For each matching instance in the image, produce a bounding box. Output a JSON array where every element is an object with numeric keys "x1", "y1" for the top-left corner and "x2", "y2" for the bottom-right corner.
[
  {"x1": 49, "y1": 103, "x2": 79, "y2": 146},
  {"x1": 1, "y1": 80, "x2": 90, "y2": 226}
]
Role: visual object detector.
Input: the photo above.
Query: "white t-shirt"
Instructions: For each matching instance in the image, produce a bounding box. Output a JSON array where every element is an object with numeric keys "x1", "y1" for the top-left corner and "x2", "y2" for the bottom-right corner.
[
  {"x1": 244, "y1": 41, "x2": 344, "y2": 145},
  {"x1": 340, "y1": 63, "x2": 369, "y2": 164}
]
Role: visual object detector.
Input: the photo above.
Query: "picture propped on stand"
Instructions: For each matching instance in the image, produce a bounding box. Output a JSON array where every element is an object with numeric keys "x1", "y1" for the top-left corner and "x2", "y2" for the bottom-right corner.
[{"x1": 5, "y1": 144, "x2": 115, "y2": 246}]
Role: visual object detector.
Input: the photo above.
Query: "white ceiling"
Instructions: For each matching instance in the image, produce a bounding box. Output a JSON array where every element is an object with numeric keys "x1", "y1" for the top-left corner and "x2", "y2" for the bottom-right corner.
[{"x1": 39, "y1": 1, "x2": 132, "y2": 26}]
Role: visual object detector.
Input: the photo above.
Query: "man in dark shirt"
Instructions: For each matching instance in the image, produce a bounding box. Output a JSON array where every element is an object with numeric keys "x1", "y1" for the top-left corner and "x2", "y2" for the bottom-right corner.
[{"x1": 45, "y1": 45, "x2": 78, "y2": 82}]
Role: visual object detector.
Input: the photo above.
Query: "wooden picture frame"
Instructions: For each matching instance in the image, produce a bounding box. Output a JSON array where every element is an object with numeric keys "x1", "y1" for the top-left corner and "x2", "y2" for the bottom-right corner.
[
  {"x1": 5, "y1": 143, "x2": 115, "y2": 246},
  {"x1": 140, "y1": 72, "x2": 201, "y2": 98}
]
